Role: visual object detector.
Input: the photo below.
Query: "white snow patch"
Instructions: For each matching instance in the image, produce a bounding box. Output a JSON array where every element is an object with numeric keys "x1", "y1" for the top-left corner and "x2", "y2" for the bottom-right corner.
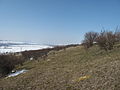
[{"x1": 7, "y1": 69, "x2": 28, "y2": 77}]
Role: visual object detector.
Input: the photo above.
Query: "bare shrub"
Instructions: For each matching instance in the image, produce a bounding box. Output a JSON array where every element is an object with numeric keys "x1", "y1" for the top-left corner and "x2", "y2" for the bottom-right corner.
[
  {"x1": 82, "y1": 32, "x2": 98, "y2": 49},
  {"x1": 82, "y1": 39, "x2": 90, "y2": 49},
  {"x1": 0, "y1": 54, "x2": 25, "y2": 77},
  {"x1": 96, "y1": 31, "x2": 116, "y2": 51},
  {"x1": 21, "y1": 48, "x2": 52, "y2": 60},
  {"x1": 115, "y1": 27, "x2": 120, "y2": 42}
]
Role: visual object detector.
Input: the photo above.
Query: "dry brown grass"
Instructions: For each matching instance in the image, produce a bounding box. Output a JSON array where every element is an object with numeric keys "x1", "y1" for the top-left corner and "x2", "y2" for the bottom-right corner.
[{"x1": 0, "y1": 45, "x2": 120, "y2": 90}]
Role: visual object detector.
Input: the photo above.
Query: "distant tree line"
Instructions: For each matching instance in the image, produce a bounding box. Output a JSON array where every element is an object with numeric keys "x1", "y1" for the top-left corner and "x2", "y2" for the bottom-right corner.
[{"x1": 82, "y1": 28, "x2": 120, "y2": 51}]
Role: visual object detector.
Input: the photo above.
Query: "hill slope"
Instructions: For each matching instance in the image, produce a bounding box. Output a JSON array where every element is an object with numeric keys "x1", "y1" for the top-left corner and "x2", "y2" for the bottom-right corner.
[{"x1": 0, "y1": 45, "x2": 120, "y2": 90}]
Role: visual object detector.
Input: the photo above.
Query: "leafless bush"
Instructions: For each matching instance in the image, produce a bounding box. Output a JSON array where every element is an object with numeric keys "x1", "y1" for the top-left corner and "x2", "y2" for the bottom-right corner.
[
  {"x1": 21, "y1": 48, "x2": 52, "y2": 60},
  {"x1": 115, "y1": 27, "x2": 120, "y2": 42},
  {"x1": 0, "y1": 54, "x2": 25, "y2": 77},
  {"x1": 96, "y1": 31, "x2": 116, "y2": 51},
  {"x1": 82, "y1": 32, "x2": 98, "y2": 49}
]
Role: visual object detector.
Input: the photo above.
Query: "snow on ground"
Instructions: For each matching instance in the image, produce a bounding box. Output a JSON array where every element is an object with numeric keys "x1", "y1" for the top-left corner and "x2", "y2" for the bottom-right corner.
[
  {"x1": 0, "y1": 40, "x2": 53, "y2": 53},
  {"x1": 7, "y1": 69, "x2": 28, "y2": 77},
  {"x1": 0, "y1": 45, "x2": 52, "y2": 53}
]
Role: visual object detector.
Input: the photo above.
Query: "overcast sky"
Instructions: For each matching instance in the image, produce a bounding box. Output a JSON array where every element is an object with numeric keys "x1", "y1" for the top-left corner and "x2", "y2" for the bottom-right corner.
[{"x1": 0, "y1": 0, "x2": 120, "y2": 44}]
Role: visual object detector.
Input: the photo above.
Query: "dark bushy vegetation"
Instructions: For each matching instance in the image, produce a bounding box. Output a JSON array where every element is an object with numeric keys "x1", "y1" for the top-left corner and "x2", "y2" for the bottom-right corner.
[
  {"x1": 82, "y1": 29, "x2": 120, "y2": 51},
  {"x1": 21, "y1": 44, "x2": 79, "y2": 60},
  {"x1": 21, "y1": 48, "x2": 52, "y2": 60},
  {"x1": 0, "y1": 54, "x2": 25, "y2": 77}
]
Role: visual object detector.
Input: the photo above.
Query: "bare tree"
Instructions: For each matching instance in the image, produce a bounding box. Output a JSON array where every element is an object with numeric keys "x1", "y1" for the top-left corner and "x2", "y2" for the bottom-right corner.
[
  {"x1": 82, "y1": 31, "x2": 98, "y2": 48},
  {"x1": 96, "y1": 31, "x2": 116, "y2": 51}
]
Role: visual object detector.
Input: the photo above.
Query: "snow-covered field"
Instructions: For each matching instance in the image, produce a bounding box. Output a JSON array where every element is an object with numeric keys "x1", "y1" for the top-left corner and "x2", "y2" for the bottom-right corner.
[
  {"x1": 0, "y1": 45, "x2": 52, "y2": 53},
  {"x1": 0, "y1": 40, "x2": 52, "y2": 53}
]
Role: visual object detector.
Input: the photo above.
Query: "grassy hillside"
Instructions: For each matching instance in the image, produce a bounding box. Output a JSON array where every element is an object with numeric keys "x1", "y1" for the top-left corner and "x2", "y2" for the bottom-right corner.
[{"x1": 0, "y1": 45, "x2": 120, "y2": 90}]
